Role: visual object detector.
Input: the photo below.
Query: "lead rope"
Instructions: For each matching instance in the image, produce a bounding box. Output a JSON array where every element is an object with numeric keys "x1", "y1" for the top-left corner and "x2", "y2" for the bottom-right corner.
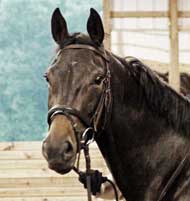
[
  {"x1": 83, "y1": 144, "x2": 92, "y2": 201},
  {"x1": 72, "y1": 143, "x2": 93, "y2": 201},
  {"x1": 73, "y1": 142, "x2": 119, "y2": 201}
]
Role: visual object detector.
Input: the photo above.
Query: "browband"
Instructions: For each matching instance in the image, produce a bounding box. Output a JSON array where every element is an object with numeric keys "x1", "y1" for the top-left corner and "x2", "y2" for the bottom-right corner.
[{"x1": 61, "y1": 44, "x2": 110, "y2": 62}]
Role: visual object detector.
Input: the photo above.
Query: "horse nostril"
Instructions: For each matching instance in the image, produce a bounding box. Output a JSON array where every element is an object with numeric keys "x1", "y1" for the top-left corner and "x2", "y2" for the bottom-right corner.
[
  {"x1": 63, "y1": 141, "x2": 73, "y2": 154},
  {"x1": 61, "y1": 141, "x2": 74, "y2": 161}
]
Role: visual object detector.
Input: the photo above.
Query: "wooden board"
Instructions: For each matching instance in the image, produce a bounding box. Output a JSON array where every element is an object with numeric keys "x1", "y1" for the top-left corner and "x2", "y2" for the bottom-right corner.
[
  {"x1": 0, "y1": 197, "x2": 83, "y2": 201},
  {"x1": 0, "y1": 141, "x2": 109, "y2": 200},
  {"x1": 110, "y1": 11, "x2": 190, "y2": 18}
]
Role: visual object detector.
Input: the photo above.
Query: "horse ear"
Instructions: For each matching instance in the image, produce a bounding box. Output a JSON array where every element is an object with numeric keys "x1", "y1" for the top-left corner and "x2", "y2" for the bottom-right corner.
[
  {"x1": 87, "y1": 8, "x2": 104, "y2": 46},
  {"x1": 51, "y1": 8, "x2": 69, "y2": 45}
]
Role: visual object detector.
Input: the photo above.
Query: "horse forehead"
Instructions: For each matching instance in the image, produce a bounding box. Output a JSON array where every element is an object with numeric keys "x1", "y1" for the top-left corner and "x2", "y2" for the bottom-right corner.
[
  {"x1": 64, "y1": 48, "x2": 98, "y2": 62},
  {"x1": 57, "y1": 48, "x2": 104, "y2": 72}
]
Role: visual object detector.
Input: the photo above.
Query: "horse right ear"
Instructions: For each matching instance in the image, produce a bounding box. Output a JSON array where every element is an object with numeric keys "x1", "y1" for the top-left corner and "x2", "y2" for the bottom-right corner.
[
  {"x1": 87, "y1": 8, "x2": 104, "y2": 46},
  {"x1": 51, "y1": 8, "x2": 69, "y2": 45}
]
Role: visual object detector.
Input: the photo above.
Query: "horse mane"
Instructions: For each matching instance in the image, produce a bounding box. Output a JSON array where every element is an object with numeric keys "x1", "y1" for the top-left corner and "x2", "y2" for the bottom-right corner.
[{"x1": 117, "y1": 56, "x2": 190, "y2": 136}]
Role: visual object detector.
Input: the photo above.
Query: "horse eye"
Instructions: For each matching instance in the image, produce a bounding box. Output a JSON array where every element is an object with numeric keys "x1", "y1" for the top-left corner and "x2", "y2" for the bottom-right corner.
[
  {"x1": 94, "y1": 76, "x2": 104, "y2": 85},
  {"x1": 43, "y1": 74, "x2": 49, "y2": 82}
]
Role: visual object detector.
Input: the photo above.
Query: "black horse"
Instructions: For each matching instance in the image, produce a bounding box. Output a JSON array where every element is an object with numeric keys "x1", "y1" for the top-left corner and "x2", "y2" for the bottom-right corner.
[{"x1": 42, "y1": 8, "x2": 190, "y2": 201}]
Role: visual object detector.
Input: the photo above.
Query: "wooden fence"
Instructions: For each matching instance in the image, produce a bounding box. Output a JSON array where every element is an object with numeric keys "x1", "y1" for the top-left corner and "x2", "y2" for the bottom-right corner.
[{"x1": 0, "y1": 141, "x2": 109, "y2": 201}]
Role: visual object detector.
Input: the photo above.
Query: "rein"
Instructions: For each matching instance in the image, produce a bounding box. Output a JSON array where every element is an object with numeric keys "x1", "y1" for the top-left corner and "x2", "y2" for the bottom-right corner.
[
  {"x1": 157, "y1": 154, "x2": 189, "y2": 201},
  {"x1": 47, "y1": 44, "x2": 118, "y2": 201}
]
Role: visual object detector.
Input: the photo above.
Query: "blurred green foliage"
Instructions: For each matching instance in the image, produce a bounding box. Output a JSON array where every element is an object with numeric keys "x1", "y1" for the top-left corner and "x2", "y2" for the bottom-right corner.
[{"x1": 0, "y1": 0, "x2": 102, "y2": 141}]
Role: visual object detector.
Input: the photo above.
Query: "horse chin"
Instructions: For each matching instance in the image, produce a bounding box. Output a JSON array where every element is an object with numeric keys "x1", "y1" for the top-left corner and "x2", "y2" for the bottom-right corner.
[
  {"x1": 48, "y1": 157, "x2": 76, "y2": 175},
  {"x1": 51, "y1": 166, "x2": 72, "y2": 175}
]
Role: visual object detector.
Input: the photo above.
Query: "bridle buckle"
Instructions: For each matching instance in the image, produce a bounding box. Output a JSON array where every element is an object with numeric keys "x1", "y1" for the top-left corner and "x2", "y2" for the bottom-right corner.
[{"x1": 81, "y1": 127, "x2": 95, "y2": 145}]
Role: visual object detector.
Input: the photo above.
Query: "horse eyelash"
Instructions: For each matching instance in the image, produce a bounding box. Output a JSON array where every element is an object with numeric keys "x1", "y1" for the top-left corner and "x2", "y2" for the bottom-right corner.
[{"x1": 43, "y1": 74, "x2": 49, "y2": 82}]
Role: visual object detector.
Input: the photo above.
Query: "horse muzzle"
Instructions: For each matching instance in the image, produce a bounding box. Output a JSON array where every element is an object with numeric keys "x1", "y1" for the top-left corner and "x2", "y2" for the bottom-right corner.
[{"x1": 42, "y1": 138, "x2": 77, "y2": 174}]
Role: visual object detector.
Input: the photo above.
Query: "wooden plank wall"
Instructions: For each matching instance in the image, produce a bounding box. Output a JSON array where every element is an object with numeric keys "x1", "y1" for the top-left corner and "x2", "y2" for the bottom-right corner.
[{"x1": 0, "y1": 141, "x2": 109, "y2": 201}]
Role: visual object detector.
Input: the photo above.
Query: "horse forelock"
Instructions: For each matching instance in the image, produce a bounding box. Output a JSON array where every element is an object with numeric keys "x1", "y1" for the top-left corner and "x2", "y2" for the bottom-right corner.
[{"x1": 55, "y1": 32, "x2": 104, "y2": 52}]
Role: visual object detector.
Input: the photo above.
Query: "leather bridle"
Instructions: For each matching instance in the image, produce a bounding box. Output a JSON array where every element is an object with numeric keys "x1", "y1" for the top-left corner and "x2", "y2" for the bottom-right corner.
[
  {"x1": 47, "y1": 44, "x2": 112, "y2": 147},
  {"x1": 47, "y1": 44, "x2": 114, "y2": 201}
]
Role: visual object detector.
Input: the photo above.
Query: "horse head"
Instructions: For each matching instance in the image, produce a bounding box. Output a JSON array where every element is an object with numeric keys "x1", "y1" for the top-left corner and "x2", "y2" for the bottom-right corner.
[{"x1": 42, "y1": 8, "x2": 111, "y2": 174}]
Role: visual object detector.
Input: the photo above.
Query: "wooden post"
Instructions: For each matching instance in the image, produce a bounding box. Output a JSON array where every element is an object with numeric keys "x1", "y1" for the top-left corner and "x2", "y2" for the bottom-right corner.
[
  {"x1": 169, "y1": 0, "x2": 180, "y2": 91},
  {"x1": 103, "y1": 0, "x2": 111, "y2": 50}
]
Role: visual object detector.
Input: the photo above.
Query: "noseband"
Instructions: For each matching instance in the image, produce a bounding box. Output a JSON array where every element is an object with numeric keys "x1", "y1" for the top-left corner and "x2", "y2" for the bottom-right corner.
[{"x1": 47, "y1": 44, "x2": 112, "y2": 146}]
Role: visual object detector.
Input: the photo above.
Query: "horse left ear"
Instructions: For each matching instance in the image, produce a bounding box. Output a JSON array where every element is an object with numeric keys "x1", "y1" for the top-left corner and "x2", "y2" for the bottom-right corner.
[
  {"x1": 51, "y1": 8, "x2": 69, "y2": 45},
  {"x1": 87, "y1": 8, "x2": 104, "y2": 46}
]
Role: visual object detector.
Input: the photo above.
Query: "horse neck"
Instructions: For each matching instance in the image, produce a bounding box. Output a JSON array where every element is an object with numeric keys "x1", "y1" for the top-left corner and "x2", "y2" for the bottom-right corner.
[{"x1": 96, "y1": 55, "x2": 190, "y2": 201}]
